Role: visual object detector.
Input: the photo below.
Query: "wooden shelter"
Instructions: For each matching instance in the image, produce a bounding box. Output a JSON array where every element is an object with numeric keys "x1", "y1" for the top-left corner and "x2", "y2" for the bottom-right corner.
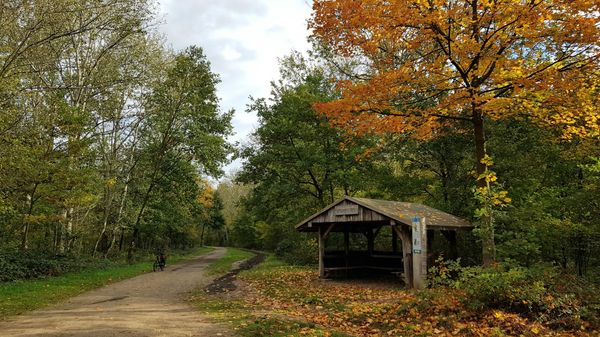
[{"x1": 296, "y1": 196, "x2": 473, "y2": 288}]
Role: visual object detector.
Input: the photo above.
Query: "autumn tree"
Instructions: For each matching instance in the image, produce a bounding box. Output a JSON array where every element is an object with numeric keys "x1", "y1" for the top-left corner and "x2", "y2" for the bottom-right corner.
[{"x1": 310, "y1": 0, "x2": 600, "y2": 265}]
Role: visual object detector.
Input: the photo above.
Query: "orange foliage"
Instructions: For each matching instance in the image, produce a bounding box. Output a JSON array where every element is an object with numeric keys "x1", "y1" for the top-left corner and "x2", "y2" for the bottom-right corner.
[{"x1": 310, "y1": 0, "x2": 600, "y2": 140}]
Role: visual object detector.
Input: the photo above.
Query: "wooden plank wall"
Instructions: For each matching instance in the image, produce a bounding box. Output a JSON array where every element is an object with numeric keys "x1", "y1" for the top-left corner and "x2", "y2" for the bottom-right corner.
[{"x1": 311, "y1": 200, "x2": 387, "y2": 223}]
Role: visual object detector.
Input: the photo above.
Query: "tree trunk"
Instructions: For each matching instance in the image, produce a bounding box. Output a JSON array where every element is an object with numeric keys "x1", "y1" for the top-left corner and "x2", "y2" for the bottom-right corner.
[
  {"x1": 94, "y1": 187, "x2": 113, "y2": 257},
  {"x1": 473, "y1": 107, "x2": 496, "y2": 266},
  {"x1": 200, "y1": 223, "x2": 206, "y2": 246},
  {"x1": 21, "y1": 184, "x2": 39, "y2": 251},
  {"x1": 127, "y1": 179, "x2": 156, "y2": 262}
]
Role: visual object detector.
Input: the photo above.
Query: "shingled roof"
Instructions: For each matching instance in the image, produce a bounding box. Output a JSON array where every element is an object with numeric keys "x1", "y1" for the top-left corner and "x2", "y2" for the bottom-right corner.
[{"x1": 296, "y1": 196, "x2": 472, "y2": 231}]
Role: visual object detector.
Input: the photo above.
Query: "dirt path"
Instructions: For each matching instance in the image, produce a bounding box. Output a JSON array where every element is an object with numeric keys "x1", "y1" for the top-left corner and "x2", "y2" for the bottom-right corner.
[{"x1": 0, "y1": 247, "x2": 236, "y2": 337}]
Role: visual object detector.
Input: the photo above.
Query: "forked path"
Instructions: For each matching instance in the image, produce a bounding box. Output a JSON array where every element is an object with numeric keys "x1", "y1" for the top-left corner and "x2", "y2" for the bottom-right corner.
[{"x1": 0, "y1": 247, "x2": 235, "y2": 337}]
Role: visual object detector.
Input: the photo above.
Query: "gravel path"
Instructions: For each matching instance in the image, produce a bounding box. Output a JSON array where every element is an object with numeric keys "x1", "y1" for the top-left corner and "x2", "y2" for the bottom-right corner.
[{"x1": 0, "y1": 247, "x2": 235, "y2": 337}]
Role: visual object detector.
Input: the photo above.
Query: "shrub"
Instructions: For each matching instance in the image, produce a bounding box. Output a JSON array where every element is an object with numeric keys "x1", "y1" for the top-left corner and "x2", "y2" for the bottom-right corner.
[
  {"x1": 0, "y1": 251, "x2": 115, "y2": 283},
  {"x1": 274, "y1": 236, "x2": 318, "y2": 266},
  {"x1": 428, "y1": 260, "x2": 598, "y2": 329},
  {"x1": 455, "y1": 266, "x2": 548, "y2": 313}
]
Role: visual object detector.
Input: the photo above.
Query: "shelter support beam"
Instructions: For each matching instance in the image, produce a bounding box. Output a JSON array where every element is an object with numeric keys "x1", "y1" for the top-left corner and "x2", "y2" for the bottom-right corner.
[
  {"x1": 344, "y1": 225, "x2": 350, "y2": 275},
  {"x1": 392, "y1": 221, "x2": 413, "y2": 288},
  {"x1": 318, "y1": 225, "x2": 325, "y2": 278},
  {"x1": 392, "y1": 227, "x2": 398, "y2": 253},
  {"x1": 366, "y1": 229, "x2": 374, "y2": 255},
  {"x1": 323, "y1": 223, "x2": 335, "y2": 239}
]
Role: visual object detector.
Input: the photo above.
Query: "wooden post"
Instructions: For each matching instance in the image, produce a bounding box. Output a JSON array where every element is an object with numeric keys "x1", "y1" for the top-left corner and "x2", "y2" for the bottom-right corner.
[
  {"x1": 367, "y1": 229, "x2": 374, "y2": 255},
  {"x1": 411, "y1": 217, "x2": 427, "y2": 289},
  {"x1": 344, "y1": 226, "x2": 349, "y2": 275},
  {"x1": 392, "y1": 227, "x2": 398, "y2": 253},
  {"x1": 344, "y1": 226, "x2": 350, "y2": 256},
  {"x1": 392, "y1": 221, "x2": 413, "y2": 288},
  {"x1": 318, "y1": 225, "x2": 325, "y2": 278}
]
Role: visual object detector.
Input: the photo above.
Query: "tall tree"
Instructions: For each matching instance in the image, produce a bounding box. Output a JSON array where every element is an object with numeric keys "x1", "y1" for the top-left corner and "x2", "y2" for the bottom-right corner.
[
  {"x1": 310, "y1": 0, "x2": 600, "y2": 265},
  {"x1": 239, "y1": 54, "x2": 379, "y2": 220},
  {"x1": 127, "y1": 46, "x2": 232, "y2": 261}
]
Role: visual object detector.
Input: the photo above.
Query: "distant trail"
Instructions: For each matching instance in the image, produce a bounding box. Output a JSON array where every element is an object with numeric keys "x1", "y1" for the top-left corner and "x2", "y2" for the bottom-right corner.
[{"x1": 0, "y1": 247, "x2": 236, "y2": 337}]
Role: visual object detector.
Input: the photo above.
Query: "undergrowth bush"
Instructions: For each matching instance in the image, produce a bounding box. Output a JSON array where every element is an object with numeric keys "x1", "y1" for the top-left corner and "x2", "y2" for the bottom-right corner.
[
  {"x1": 274, "y1": 236, "x2": 318, "y2": 265},
  {"x1": 0, "y1": 251, "x2": 116, "y2": 282},
  {"x1": 428, "y1": 258, "x2": 599, "y2": 329}
]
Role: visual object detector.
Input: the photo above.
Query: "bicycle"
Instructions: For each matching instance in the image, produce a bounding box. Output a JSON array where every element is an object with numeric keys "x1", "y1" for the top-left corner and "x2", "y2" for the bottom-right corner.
[{"x1": 153, "y1": 253, "x2": 166, "y2": 272}]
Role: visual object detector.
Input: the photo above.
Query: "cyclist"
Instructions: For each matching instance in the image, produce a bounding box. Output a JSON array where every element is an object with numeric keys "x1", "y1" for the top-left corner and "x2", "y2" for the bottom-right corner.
[{"x1": 154, "y1": 248, "x2": 167, "y2": 271}]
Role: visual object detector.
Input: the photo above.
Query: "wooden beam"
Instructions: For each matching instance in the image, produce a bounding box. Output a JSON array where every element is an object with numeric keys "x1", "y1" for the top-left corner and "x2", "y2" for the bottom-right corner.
[
  {"x1": 392, "y1": 226, "x2": 398, "y2": 253},
  {"x1": 344, "y1": 225, "x2": 350, "y2": 277},
  {"x1": 392, "y1": 222, "x2": 413, "y2": 288},
  {"x1": 323, "y1": 223, "x2": 335, "y2": 239},
  {"x1": 344, "y1": 227, "x2": 350, "y2": 256},
  {"x1": 318, "y1": 226, "x2": 325, "y2": 278},
  {"x1": 373, "y1": 225, "x2": 382, "y2": 239},
  {"x1": 366, "y1": 229, "x2": 374, "y2": 255}
]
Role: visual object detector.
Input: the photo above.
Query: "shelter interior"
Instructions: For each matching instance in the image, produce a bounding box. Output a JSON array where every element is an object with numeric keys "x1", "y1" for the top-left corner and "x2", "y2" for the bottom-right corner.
[{"x1": 296, "y1": 197, "x2": 473, "y2": 288}]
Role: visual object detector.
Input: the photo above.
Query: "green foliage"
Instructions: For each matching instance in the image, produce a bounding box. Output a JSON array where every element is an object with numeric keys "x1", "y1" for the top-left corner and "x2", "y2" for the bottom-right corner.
[
  {"x1": 427, "y1": 257, "x2": 463, "y2": 288},
  {"x1": 273, "y1": 234, "x2": 318, "y2": 266},
  {"x1": 233, "y1": 52, "x2": 384, "y2": 262},
  {"x1": 428, "y1": 252, "x2": 599, "y2": 328},
  {"x1": 230, "y1": 213, "x2": 260, "y2": 249},
  {"x1": 0, "y1": 1, "x2": 232, "y2": 262},
  {"x1": 0, "y1": 252, "x2": 108, "y2": 282},
  {"x1": 433, "y1": 263, "x2": 598, "y2": 328}
]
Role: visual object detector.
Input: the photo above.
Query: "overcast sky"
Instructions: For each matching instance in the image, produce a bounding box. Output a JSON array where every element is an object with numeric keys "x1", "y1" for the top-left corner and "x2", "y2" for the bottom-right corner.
[{"x1": 157, "y1": 0, "x2": 313, "y2": 177}]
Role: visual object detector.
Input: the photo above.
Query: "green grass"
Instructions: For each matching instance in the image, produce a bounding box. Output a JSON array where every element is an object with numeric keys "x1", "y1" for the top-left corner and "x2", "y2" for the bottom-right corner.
[
  {"x1": 0, "y1": 246, "x2": 213, "y2": 318},
  {"x1": 240, "y1": 254, "x2": 297, "y2": 277},
  {"x1": 206, "y1": 247, "x2": 255, "y2": 275}
]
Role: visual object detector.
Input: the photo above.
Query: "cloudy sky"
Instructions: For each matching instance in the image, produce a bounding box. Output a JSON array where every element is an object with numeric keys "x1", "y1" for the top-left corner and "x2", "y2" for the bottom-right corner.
[{"x1": 157, "y1": 0, "x2": 313, "y2": 176}]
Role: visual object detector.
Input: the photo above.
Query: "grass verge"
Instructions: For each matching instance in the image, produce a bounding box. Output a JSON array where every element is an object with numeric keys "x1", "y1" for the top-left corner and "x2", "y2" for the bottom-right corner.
[
  {"x1": 0, "y1": 246, "x2": 213, "y2": 318},
  {"x1": 205, "y1": 247, "x2": 255, "y2": 275}
]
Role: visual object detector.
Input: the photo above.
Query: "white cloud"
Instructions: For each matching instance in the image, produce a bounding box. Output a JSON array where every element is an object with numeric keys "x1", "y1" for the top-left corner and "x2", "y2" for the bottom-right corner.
[{"x1": 157, "y1": 0, "x2": 312, "y2": 176}]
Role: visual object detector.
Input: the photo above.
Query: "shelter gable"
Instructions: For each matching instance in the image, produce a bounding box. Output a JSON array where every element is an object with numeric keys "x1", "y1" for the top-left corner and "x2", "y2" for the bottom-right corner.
[{"x1": 310, "y1": 199, "x2": 388, "y2": 224}]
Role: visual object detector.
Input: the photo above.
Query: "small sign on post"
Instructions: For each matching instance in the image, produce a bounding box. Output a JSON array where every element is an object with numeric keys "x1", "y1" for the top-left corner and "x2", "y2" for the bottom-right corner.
[{"x1": 411, "y1": 216, "x2": 422, "y2": 254}]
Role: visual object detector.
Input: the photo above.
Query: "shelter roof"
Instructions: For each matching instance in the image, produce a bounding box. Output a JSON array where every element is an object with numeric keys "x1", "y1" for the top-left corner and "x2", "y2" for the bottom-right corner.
[{"x1": 296, "y1": 196, "x2": 472, "y2": 231}]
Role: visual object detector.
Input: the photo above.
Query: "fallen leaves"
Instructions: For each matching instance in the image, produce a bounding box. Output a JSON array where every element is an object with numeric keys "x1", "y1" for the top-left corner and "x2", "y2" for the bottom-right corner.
[{"x1": 238, "y1": 265, "x2": 598, "y2": 337}]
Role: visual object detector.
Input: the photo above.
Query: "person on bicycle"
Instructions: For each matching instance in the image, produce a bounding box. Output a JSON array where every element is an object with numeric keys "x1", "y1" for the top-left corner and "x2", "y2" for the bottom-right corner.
[
  {"x1": 156, "y1": 248, "x2": 166, "y2": 268},
  {"x1": 152, "y1": 249, "x2": 167, "y2": 272}
]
